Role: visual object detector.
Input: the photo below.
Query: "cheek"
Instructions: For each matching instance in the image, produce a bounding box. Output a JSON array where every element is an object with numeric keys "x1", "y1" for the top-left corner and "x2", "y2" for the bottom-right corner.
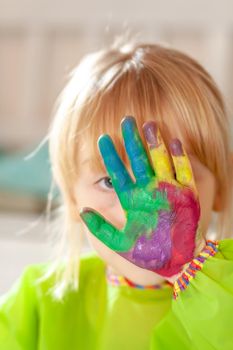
[
  {"x1": 85, "y1": 190, "x2": 118, "y2": 212},
  {"x1": 94, "y1": 195, "x2": 127, "y2": 231},
  {"x1": 75, "y1": 183, "x2": 126, "y2": 229},
  {"x1": 75, "y1": 182, "x2": 111, "y2": 210}
]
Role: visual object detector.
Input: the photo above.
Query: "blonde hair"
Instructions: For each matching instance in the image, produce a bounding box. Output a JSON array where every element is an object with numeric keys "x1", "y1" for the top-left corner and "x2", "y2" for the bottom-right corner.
[{"x1": 45, "y1": 36, "x2": 233, "y2": 299}]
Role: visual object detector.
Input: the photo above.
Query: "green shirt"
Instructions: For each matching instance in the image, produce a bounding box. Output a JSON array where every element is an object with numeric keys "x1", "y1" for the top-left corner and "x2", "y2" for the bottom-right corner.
[{"x1": 1, "y1": 239, "x2": 233, "y2": 349}]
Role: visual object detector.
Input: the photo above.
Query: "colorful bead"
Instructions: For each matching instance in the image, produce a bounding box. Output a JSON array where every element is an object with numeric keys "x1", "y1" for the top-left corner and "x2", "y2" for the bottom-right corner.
[
  {"x1": 106, "y1": 267, "x2": 173, "y2": 290},
  {"x1": 173, "y1": 239, "x2": 219, "y2": 300}
]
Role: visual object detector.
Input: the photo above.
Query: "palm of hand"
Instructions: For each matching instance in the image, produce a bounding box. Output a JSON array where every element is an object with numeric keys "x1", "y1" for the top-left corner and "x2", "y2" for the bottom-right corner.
[{"x1": 80, "y1": 116, "x2": 201, "y2": 277}]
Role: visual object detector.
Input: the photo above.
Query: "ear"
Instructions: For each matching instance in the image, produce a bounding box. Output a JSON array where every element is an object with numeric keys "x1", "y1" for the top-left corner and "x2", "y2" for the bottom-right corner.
[{"x1": 213, "y1": 151, "x2": 233, "y2": 212}]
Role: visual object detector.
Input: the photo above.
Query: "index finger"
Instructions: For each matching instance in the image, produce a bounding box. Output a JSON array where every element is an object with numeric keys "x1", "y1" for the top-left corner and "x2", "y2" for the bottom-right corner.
[
  {"x1": 98, "y1": 134, "x2": 134, "y2": 195},
  {"x1": 121, "y1": 116, "x2": 154, "y2": 186}
]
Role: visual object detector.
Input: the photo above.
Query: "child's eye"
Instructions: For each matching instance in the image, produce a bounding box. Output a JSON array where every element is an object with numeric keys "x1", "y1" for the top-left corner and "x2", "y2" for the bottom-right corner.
[{"x1": 95, "y1": 176, "x2": 114, "y2": 191}]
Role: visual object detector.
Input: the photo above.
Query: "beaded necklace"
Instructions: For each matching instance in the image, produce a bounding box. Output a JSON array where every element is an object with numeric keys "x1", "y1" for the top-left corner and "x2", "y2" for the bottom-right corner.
[{"x1": 106, "y1": 267, "x2": 173, "y2": 290}]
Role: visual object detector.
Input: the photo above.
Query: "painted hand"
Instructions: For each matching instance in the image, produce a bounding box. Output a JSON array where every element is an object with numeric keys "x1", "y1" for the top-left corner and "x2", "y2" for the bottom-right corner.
[{"x1": 80, "y1": 116, "x2": 202, "y2": 277}]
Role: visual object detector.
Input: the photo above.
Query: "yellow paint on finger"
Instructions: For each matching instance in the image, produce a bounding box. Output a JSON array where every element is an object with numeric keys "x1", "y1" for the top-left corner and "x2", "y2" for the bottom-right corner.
[
  {"x1": 172, "y1": 155, "x2": 197, "y2": 193},
  {"x1": 150, "y1": 145, "x2": 174, "y2": 181}
]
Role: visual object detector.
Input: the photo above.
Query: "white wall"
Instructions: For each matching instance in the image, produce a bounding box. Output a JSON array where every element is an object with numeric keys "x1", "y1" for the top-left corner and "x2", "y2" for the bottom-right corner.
[{"x1": 0, "y1": 0, "x2": 233, "y2": 149}]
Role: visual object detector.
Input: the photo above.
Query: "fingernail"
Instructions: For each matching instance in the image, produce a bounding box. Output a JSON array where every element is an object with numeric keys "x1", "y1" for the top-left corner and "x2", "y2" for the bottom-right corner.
[
  {"x1": 143, "y1": 121, "x2": 158, "y2": 146},
  {"x1": 121, "y1": 115, "x2": 136, "y2": 127},
  {"x1": 79, "y1": 208, "x2": 92, "y2": 220},
  {"x1": 80, "y1": 208, "x2": 91, "y2": 214},
  {"x1": 170, "y1": 139, "x2": 184, "y2": 156}
]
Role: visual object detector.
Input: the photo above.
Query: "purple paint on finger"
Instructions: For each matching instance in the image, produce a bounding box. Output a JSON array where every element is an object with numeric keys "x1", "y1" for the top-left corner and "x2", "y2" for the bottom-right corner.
[
  {"x1": 143, "y1": 121, "x2": 159, "y2": 147},
  {"x1": 170, "y1": 139, "x2": 184, "y2": 156},
  {"x1": 120, "y1": 211, "x2": 172, "y2": 270}
]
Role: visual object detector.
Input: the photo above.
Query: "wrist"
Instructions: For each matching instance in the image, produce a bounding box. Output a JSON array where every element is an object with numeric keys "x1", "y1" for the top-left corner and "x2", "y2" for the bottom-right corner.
[
  {"x1": 165, "y1": 226, "x2": 207, "y2": 284},
  {"x1": 165, "y1": 262, "x2": 190, "y2": 284}
]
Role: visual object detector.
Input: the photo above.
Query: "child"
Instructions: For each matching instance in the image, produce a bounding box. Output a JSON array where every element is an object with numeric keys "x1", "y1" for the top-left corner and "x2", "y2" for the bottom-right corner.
[{"x1": 1, "y1": 37, "x2": 233, "y2": 350}]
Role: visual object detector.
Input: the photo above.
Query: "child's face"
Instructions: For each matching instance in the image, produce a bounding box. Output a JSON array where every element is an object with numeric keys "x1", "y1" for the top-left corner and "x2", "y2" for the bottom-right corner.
[{"x1": 74, "y1": 126, "x2": 217, "y2": 285}]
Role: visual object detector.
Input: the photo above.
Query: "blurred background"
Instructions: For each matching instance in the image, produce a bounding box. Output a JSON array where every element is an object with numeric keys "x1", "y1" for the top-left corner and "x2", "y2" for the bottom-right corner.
[{"x1": 1, "y1": 0, "x2": 233, "y2": 294}]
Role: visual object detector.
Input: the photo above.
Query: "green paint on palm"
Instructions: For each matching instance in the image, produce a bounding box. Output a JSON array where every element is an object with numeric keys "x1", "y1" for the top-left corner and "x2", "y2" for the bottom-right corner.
[{"x1": 80, "y1": 180, "x2": 170, "y2": 251}]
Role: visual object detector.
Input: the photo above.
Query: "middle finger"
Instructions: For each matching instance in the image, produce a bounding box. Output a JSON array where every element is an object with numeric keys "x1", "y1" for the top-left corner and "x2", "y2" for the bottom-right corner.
[{"x1": 121, "y1": 116, "x2": 154, "y2": 186}]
